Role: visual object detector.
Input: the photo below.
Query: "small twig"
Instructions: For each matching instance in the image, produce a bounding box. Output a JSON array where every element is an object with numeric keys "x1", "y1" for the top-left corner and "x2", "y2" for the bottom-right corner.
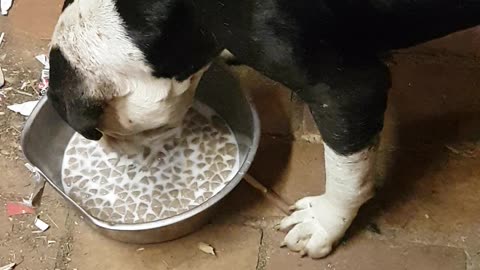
[
  {"x1": 445, "y1": 144, "x2": 477, "y2": 158},
  {"x1": 243, "y1": 174, "x2": 290, "y2": 214},
  {"x1": 445, "y1": 145, "x2": 461, "y2": 154},
  {"x1": 46, "y1": 213, "x2": 59, "y2": 229},
  {"x1": 161, "y1": 260, "x2": 171, "y2": 270},
  {"x1": 0, "y1": 127, "x2": 19, "y2": 136},
  {"x1": 14, "y1": 90, "x2": 34, "y2": 97}
]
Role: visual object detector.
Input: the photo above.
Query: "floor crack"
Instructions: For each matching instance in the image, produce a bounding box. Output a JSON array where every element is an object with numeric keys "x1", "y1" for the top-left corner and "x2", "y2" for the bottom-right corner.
[
  {"x1": 53, "y1": 210, "x2": 75, "y2": 270},
  {"x1": 256, "y1": 229, "x2": 268, "y2": 270}
]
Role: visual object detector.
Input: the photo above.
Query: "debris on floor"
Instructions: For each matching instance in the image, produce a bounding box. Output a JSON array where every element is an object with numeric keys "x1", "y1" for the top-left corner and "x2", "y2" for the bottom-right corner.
[
  {"x1": 20, "y1": 82, "x2": 28, "y2": 90},
  {"x1": 0, "y1": 0, "x2": 12, "y2": 16},
  {"x1": 35, "y1": 55, "x2": 49, "y2": 67},
  {"x1": 33, "y1": 217, "x2": 50, "y2": 233},
  {"x1": 243, "y1": 174, "x2": 290, "y2": 214},
  {"x1": 0, "y1": 66, "x2": 4, "y2": 88},
  {"x1": 445, "y1": 143, "x2": 479, "y2": 158},
  {"x1": 6, "y1": 202, "x2": 35, "y2": 217},
  {"x1": 23, "y1": 163, "x2": 46, "y2": 208},
  {"x1": 0, "y1": 263, "x2": 15, "y2": 270},
  {"x1": 7, "y1": 100, "x2": 39, "y2": 116},
  {"x1": 0, "y1": 33, "x2": 4, "y2": 88},
  {"x1": 18, "y1": 81, "x2": 38, "y2": 97},
  {"x1": 197, "y1": 242, "x2": 216, "y2": 256},
  {"x1": 0, "y1": 91, "x2": 6, "y2": 103},
  {"x1": 35, "y1": 54, "x2": 49, "y2": 95},
  {"x1": 0, "y1": 90, "x2": 6, "y2": 104},
  {"x1": 366, "y1": 223, "x2": 382, "y2": 235}
]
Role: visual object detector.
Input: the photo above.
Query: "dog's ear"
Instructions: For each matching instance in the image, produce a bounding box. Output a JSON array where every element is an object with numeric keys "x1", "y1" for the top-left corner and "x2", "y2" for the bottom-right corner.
[{"x1": 48, "y1": 47, "x2": 104, "y2": 140}]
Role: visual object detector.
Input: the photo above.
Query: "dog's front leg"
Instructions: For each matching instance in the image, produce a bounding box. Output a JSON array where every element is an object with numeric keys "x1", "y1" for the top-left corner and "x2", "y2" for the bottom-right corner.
[
  {"x1": 279, "y1": 57, "x2": 391, "y2": 258},
  {"x1": 279, "y1": 141, "x2": 378, "y2": 258}
]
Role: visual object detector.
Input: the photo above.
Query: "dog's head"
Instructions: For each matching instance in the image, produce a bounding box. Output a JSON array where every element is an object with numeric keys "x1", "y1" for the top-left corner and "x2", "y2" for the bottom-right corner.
[{"x1": 49, "y1": 0, "x2": 219, "y2": 150}]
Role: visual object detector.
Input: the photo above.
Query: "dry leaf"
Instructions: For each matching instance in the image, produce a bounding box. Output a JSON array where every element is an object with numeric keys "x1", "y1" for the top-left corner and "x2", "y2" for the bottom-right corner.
[
  {"x1": 0, "y1": 263, "x2": 16, "y2": 270},
  {"x1": 197, "y1": 242, "x2": 216, "y2": 256}
]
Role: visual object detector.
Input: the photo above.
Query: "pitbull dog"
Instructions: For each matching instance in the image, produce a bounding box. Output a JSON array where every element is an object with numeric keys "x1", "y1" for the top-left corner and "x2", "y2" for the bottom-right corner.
[{"x1": 48, "y1": 0, "x2": 480, "y2": 258}]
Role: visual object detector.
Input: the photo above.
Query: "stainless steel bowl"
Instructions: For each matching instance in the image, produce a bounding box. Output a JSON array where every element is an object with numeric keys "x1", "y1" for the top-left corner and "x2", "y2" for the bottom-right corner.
[{"x1": 21, "y1": 63, "x2": 260, "y2": 244}]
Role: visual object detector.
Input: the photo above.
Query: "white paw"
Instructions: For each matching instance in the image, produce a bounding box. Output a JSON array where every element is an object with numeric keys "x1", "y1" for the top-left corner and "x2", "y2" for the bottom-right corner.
[{"x1": 278, "y1": 195, "x2": 358, "y2": 258}]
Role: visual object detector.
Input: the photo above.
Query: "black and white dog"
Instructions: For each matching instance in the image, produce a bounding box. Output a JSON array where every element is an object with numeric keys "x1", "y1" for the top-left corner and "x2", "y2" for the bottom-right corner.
[{"x1": 48, "y1": 0, "x2": 480, "y2": 258}]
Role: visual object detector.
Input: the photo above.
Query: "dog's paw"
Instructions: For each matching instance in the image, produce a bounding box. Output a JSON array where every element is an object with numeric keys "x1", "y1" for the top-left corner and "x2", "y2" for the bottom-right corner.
[{"x1": 278, "y1": 195, "x2": 357, "y2": 258}]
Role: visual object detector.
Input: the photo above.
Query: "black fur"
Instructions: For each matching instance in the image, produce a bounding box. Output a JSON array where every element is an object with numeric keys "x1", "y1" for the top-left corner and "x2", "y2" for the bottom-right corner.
[
  {"x1": 51, "y1": 0, "x2": 480, "y2": 155},
  {"x1": 188, "y1": 0, "x2": 480, "y2": 154},
  {"x1": 61, "y1": 0, "x2": 75, "y2": 11},
  {"x1": 114, "y1": 0, "x2": 222, "y2": 81},
  {"x1": 297, "y1": 58, "x2": 391, "y2": 154},
  {"x1": 48, "y1": 47, "x2": 104, "y2": 140}
]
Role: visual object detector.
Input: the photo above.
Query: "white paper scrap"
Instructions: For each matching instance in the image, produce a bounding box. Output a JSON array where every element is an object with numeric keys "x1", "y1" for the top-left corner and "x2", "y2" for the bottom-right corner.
[
  {"x1": 35, "y1": 54, "x2": 50, "y2": 69},
  {"x1": 7, "y1": 100, "x2": 39, "y2": 116},
  {"x1": 34, "y1": 217, "x2": 50, "y2": 232},
  {"x1": 1, "y1": 0, "x2": 12, "y2": 16}
]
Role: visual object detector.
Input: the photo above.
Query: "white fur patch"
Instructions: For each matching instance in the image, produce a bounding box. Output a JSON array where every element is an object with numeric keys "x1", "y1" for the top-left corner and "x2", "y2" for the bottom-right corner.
[
  {"x1": 51, "y1": 0, "x2": 150, "y2": 97},
  {"x1": 323, "y1": 143, "x2": 376, "y2": 208},
  {"x1": 279, "y1": 143, "x2": 377, "y2": 258},
  {"x1": 50, "y1": 0, "x2": 207, "y2": 137}
]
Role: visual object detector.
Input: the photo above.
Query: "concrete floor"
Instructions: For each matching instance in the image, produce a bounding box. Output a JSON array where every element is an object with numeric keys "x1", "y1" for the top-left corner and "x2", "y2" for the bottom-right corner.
[{"x1": 1, "y1": 1, "x2": 480, "y2": 269}]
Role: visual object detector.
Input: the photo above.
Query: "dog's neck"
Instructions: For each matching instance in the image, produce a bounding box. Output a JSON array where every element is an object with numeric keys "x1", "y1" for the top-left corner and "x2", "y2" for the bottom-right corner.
[
  {"x1": 192, "y1": 0, "x2": 261, "y2": 50},
  {"x1": 192, "y1": 0, "x2": 312, "y2": 89},
  {"x1": 190, "y1": 0, "x2": 480, "y2": 88}
]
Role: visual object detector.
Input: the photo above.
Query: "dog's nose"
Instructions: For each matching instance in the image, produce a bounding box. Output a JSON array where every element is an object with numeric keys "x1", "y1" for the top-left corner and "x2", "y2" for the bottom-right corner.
[
  {"x1": 77, "y1": 127, "x2": 103, "y2": 140},
  {"x1": 66, "y1": 106, "x2": 104, "y2": 140}
]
